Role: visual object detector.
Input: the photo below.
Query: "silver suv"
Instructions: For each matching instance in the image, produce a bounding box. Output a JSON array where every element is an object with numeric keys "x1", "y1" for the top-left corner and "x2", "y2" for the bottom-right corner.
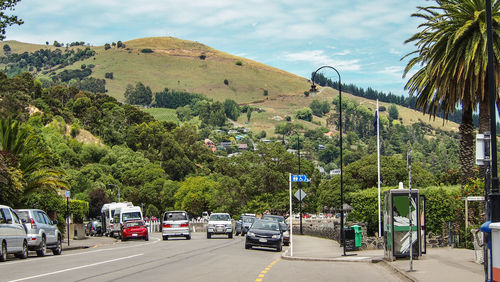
[
  {"x1": 16, "y1": 209, "x2": 62, "y2": 257},
  {"x1": 206, "y1": 213, "x2": 233, "y2": 239}
]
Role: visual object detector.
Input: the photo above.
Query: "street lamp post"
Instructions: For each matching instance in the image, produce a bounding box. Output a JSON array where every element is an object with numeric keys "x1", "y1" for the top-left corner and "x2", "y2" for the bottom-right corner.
[
  {"x1": 310, "y1": 65, "x2": 347, "y2": 256},
  {"x1": 297, "y1": 131, "x2": 303, "y2": 235}
]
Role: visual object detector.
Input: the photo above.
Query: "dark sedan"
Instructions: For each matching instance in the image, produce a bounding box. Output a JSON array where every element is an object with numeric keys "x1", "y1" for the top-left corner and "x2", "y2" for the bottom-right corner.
[{"x1": 245, "y1": 219, "x2": 282, "y2": 252}]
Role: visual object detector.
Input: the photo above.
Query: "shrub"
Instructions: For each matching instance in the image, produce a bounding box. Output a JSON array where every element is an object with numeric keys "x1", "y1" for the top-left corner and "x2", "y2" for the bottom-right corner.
[
  {"x1": 3, "y1": 44, "x2": 11, "y2": 53},
  {"x1": 81, "y1": 64, "x2": 86, "y2": 69},
  {"x1": 104, "y1": 43, "x2": 111, "y2": 50},
  {"x1": 296, "y1": 108, "x2": 313, "y2": 122},
  {"x1": 285, "y1": 116, "x2": 291, "y2": 122},
  {"x1": 263, "y1": 89, "x2": 269, "y2": 96},
  {"x1": 235, "y1": 60, "x2": 243, "y2": 66},
  {"x1": 141, "y1": 48, "x2": 154, "y2": 53},
  {"x1": 224, "y1": 79, "x2": 229, "y2": 85},
  {"x1": 304, "y1": 91, "x2": 310, "y2": 97},
  {"x1": 70, "y1": 123, "x2": 81, "y2": 138},
  {"x1": 105, "y1": 72, "x2": 114, "y2": 79},
  {"x1": 200, "y1": 54, "x2": 206, "y2": 60}
]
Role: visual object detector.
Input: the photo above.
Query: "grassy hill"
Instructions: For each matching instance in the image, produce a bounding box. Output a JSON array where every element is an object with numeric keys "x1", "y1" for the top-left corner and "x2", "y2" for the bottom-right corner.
[{"x1": 0, "y1": 37, "x2": 460, "y2": 136}]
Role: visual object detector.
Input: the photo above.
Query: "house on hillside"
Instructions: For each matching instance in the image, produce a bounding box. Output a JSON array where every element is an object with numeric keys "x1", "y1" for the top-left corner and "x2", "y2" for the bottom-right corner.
[
  {"x1": 204, "y1": 139, "x2": 216, "y2": 152},
  {"x1": 220, "y1": 141, "x2": 232, "y2": 149},
  {"x1": 238, "y1": 143, "x2": 248, "y2": 150}
]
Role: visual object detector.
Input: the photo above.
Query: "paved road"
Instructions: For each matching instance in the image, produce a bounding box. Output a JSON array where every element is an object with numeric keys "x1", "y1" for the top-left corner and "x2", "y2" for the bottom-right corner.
[{"x1": 0, "y1": 233, "x2": 401, "y2": 282}]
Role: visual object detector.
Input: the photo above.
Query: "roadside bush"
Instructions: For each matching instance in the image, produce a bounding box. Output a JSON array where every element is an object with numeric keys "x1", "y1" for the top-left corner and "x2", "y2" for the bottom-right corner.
[
  {"x1": 141, "y1": 48, "x2": 154, "y2": 53},
  {"x1": 69, "y1": 199, "x2": 90, "y2": 224}
]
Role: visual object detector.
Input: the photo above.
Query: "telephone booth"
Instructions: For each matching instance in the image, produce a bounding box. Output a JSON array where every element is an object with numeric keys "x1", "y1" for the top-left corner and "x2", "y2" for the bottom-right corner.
[{"x1": 384, "y1": 189, "x2": 423, "y2": 260}]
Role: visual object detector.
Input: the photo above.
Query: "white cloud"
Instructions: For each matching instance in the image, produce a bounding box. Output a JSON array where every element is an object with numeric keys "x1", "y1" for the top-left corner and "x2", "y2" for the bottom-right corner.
[{"x1": 282, "y1": 50, "x2": 361, "y2": 71}]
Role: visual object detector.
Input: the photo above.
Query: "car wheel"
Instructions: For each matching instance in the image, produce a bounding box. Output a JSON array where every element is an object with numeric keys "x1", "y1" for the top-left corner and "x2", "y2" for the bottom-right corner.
[
  {"x1": 17, "y1": 241, "x2": 28, "y2": 259},
  {"x1": 186, "y1": 235, "x2": 191, "y2": 240},
  {"x1": 284, "y1": 242, "x2": 289, "y2": 246},
  {"x1": 228, "y1": 232, "x2": 233, "y2": 239},
  {"x1": 207, "y1": 233, "x2": 211, "y2": 239},
  {"x1": 0, "y1": 241, "x2": 6, "y2": 262},
  {"x1": 276, "y1": 244, "x2": 282, "y2": 252},
  {"x1": 36, "y1": 236, "x2": 47, "y2": 257},
  {"x1": 245, "y1": 244, "x2": 251, "y2": 249},
  {"x1": 52, "y1": 236, "x2": 62, "y2": 255},
  {"x1": 121, "y1": 236, "x2": 127, "y2": 242},
  {"x1": 163, "y1": 236, "x2": 168, "y2": 241}
]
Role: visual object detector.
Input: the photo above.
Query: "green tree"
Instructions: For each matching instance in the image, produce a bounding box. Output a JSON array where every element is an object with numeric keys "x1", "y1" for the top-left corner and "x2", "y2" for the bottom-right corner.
[
  {"x1": 296, "y1": 108, "x2": 313, "y2": 122},
  {"x1": 223, "y1": 99, "x2": 240, "y2": 120},
  {"x1": 0, "y1": 0, "x2": 23, "y2": 40},
  {"x1": 3, "y1": 43, "x2": 10, "y2": 53},
  {"x1": 174, "y1": 176, "x2": 218, "y2": 215},
  {"x1": 388, "y1": 104, "x2": 399, "y2": 120},
  {"x1": 309, "y1": 100, "x2": 324, "y2": 117},
  {"x1": 403, "y1": 0, "x2": 500, "y2": 185}
]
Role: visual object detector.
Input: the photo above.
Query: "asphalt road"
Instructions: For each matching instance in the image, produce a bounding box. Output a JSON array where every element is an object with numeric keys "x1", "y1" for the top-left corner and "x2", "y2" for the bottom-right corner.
[{"x1": 0, "y1": 233, "x2": 401, "y2": 282}]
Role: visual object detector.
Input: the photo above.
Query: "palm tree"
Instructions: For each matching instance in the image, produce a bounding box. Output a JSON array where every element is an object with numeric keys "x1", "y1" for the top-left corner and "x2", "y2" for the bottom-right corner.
[
  {"x1": 403, "y1": 0, "x2": 500, "y2": 186},
  {"x1": 0, "y1": 118, "x2": 67, "y2": 198}
]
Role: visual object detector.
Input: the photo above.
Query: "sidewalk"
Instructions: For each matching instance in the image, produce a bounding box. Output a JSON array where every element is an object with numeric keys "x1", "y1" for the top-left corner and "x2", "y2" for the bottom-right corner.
[
  {"x1": 62, "y1": 235, "x2": 118, "y2": 251},
  {"x1": 282, "y1": 235, "x2": 484, "y2": 282}
]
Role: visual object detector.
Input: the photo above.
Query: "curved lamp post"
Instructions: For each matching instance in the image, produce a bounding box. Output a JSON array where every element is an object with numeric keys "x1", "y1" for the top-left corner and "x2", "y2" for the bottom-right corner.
[{"x1": 310, "y1": 65, "x2": 347, "y2": 256}]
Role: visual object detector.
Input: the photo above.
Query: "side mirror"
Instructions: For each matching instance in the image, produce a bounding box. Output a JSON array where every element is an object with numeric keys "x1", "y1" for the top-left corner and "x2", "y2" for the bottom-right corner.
[
  {"x1": 53, "y1": 220, "x2": 58, "y2": 225},
  {"x1": 21, "y1": 219, "x2": 27, "y2": 224}
]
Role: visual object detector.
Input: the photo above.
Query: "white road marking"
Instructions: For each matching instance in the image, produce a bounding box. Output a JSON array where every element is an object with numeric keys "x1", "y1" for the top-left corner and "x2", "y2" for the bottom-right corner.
[
  {"x1": 9, "y1": 253, "x2": 144, "y2": 282},
  {"x1": 0, "y1": 237, "x2": 160, "y2": 266}
]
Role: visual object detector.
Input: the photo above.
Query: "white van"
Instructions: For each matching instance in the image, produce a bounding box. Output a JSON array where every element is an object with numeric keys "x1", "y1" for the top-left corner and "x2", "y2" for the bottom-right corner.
[
  {"x1": 112, "y1": 206, "x2": 143, "y2": 238},
  {"x1": 101, "y1": 202, "x2": 133, "y2": 237}
]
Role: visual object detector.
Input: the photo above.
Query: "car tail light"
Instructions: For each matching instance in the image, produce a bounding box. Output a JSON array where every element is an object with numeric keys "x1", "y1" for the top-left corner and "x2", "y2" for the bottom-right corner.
[
  {"x1": 30, "y1": 218, "x2": 37, "y2": 229},
  {"x1": 180, "y1": 223, "x2": 189, "y2": 228},
  {"x1": 163, "y1": 224, "x2": 171, "y2": 228}
]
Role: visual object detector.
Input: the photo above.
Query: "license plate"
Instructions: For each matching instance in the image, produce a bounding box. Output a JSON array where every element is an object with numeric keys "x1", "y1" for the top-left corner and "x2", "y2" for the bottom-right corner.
[
  {"x1": 132, "y1": 234, "x2": 138, "y2": 237},
  {"x1": 259, "y1": 238, "x2": 267, "y2": 243},
  {"x1": 216, "y1": 228, "x2": 224, "y2": 232},
  {"x1": 173, "y1": 224, "x2": 179, "y2": 228}
]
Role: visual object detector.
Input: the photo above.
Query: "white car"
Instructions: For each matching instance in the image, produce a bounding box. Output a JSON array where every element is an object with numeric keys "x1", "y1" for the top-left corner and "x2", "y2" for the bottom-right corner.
[
  {"x1": 206, "y1": 213, "x2": 233, "y2": 239},
  {"x1": 0, "y1": 205, "x2": 28, "y2": 262}
]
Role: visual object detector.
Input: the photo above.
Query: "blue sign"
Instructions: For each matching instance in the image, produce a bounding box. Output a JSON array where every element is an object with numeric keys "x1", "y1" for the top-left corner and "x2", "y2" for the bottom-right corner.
[{"x1": 291, "y1": 174, "x2": 308, "y2": 182}]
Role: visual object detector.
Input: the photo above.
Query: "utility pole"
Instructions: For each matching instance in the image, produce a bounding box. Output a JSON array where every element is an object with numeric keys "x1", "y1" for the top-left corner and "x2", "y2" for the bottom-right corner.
[
  {"x1": 408, "y1": 149, "x2": 413, "y2": 272},
  {"x1": 298, "y1": 133, "x2": 303, "y2": 235}
]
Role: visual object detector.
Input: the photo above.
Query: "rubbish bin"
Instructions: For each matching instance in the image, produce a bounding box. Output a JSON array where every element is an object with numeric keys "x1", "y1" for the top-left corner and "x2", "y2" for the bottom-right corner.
[
  {"x1": 344, "y1": 227, "x2": 355, "y2": 251},
  {"x1": 352, "y1": 225, "x2": 362, "y2": 248}
]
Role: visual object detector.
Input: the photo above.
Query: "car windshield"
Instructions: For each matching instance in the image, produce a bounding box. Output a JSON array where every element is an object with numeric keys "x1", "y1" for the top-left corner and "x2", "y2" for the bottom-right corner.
[
  {"x1": 124, "y1": 221, "x2": 144, "y2": 227},
  {"x1": 251, "y1": 220, "x2": 280, "y2": 231},
  {"x1": 210, "y1": 214, "x2": 230, "y2": 221},
  {"x1": 122, "y1": 212, "x2": 141, "y2": 221},
  {"x1": 262, "y1": 215, "x2": 284, "y2": 223},
  {"x1": 243, "y1": 217, "x2": 255, "y2": 223},
  {"x1": 16, "y1": 211, "x2": 30, "y2": 222},
  {"x1": 164, "y1": 212, "x2": 187, "y2": 221}
]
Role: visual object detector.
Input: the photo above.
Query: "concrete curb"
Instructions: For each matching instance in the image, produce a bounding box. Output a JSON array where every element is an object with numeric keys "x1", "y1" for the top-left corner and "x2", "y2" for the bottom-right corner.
[
  {"x1": 280, "y1": 247, "x2": 377, "y2": 263},
  {"x1": 62, "y1": 245, "x2": 91, "y2": 251},
  {"x1": 378, "y1": 260, "x2": 418, "y2": 282}
]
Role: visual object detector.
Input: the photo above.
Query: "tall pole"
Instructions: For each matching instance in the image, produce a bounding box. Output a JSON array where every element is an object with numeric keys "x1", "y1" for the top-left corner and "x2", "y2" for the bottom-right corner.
[
  {"x1": 311, "y1": 65, "x2": 345, "y2": 255},
  {"x1": 298, "y1": 133, "x2": 302, "y2": 235},
  {"x1": 377, "y1": 100, "x2": 381, "y2": 237},
  {"x1": 485, "y1": 2, "x2": 497, "y2": 280},
  {"x1": 408, "y1": 149, "x2": 413, "y2": 272},
  {"x1": 289, "y1": 173, "x2": 293, "y2": 256},
  {"x1": 67, "y1": 196, "x2": 70, "y2": 247}
]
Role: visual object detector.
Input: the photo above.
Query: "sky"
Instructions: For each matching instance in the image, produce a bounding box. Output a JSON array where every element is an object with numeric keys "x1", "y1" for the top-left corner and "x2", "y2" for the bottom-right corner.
[{"x1": 5, "y1": 0, "x2": 429, "y2": 97}]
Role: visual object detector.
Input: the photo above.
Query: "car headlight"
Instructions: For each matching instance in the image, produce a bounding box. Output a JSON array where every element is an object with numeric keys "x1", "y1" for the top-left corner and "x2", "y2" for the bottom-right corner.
[
  {"x1": 226, "y1": 224, "x2": 232, "y2": 228},
  {"x1": 247, "y1": 231, "x2": 255, "y2": 237},
  {"x1": 272, "y1": 234, "x2": 281, "y2": 239},
  {"x1": 208, "y1": 224, "x2": 215, "y2": 228}
]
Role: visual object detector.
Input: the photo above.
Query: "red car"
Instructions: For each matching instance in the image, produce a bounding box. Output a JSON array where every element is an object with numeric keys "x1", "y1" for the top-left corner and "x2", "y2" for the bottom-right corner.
[{"x1": 121, "y1": 220, "x2": 149, "y2": 241}]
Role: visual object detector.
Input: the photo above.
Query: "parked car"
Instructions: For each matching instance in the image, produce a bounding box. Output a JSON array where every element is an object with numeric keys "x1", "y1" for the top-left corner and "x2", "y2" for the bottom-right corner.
[
  {"x1": 162, "y1": 211, "x2": 190, "y2": 240},
  {"x1": 240, "y1": 215, "x2": 256, "y2": 236},
  {"x1": 121, "y1": 220, "x2": 148, "y2": 241},
  {"x1": 0, "y1": 205, "x2": 28, "y2": 261},
  {"x1": 261, "y1": 215, "x2": 289, "y2": 246},
  {"x1": 207, "y1": 213, "x2": 233, "y2": 239},
  {"x1": 245, "y1": 219, "x2": 282, "y2": 252},
  {"x1": 16, "y1": 209, "x2": 62, "y2": 257}
]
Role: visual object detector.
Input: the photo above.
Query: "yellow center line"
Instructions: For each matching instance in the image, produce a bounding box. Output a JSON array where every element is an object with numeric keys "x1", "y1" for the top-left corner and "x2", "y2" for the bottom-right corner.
[{"x1": 255, "y1": 258, "x2": 281, "y2": 282}]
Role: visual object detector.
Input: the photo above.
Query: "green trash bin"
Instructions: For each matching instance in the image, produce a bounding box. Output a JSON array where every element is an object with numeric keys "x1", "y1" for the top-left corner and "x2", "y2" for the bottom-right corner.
[{"x1": 352, "y1": 225, "x2": 362, "y2": 248}]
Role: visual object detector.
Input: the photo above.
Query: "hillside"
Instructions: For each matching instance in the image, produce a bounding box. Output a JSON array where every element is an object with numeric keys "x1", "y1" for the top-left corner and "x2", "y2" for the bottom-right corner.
[{"x1": 0, "y1": 37, "x2": 460, "y2": 135}]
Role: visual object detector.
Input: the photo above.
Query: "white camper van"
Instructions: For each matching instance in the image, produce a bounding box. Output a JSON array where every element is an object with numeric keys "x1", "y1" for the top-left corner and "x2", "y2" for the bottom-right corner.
[
  {"x1": 101, "y1": 202, "x2": 133, "y2": 237},
  {"x1": 112, "y1": 206, "x2": 143, "y2": 238}
]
